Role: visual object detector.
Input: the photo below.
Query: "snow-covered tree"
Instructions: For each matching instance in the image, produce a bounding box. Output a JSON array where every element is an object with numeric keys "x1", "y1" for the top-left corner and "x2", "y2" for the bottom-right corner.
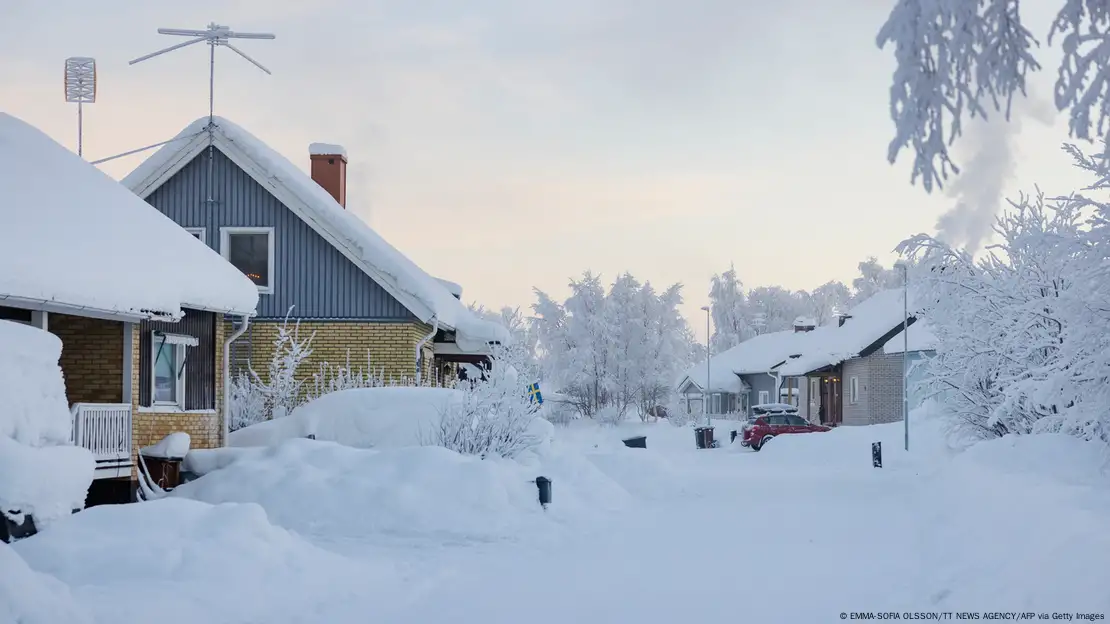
[
  {"x1": 851, "y1": 257, "x2": 904, "y2": 302},
  {"x1": 804, "y1": 280, "x2": 853, "y2": 325},
  {"x1": 747, "y1": 286, "x2": 808, "y2": 333},
  {"x1": 898, "y1": 163, "x2": 1110, "y2": 444},
  {"x1": 708, "y1": 264, "x2": 754, "y2": 352},
  {"x1": 531, "y1": 271, "x2": 695, "y2": 419},
  {"x1": 877, "y1": 0, "x2": 1110, "y2": 192}
]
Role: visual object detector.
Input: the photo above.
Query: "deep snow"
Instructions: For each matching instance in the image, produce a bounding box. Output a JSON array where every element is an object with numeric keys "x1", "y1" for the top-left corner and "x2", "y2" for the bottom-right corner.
[{"x1": 9, "y1": 408, "x2": 1110, "y2": 623}]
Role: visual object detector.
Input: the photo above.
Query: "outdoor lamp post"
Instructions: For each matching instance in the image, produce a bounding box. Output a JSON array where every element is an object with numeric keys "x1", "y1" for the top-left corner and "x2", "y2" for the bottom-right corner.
[
  {"x1": 701, "y1": 305, "x2": 711, "y2": 426},
  {"x1": 894, "y1": 260, "x2": 909, "y2": 452}
]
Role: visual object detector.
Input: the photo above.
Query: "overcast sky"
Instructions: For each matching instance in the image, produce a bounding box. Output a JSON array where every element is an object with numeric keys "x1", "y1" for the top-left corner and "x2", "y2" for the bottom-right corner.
[{"x1": 0, "y1": 0, "x2": 1092, "y2": 335}]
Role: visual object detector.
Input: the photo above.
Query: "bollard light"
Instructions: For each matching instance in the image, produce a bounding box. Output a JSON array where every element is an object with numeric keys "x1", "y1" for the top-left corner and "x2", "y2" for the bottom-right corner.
[
  {"x1": 872, "y1": 441, "x2": 882, "y2": 468},
  {"x1": 535, "y1": 476, "x2": 552, "y2": 508}
]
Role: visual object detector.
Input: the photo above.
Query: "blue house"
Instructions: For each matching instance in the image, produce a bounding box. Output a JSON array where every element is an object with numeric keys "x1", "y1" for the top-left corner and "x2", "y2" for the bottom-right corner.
[{"x1": 122, "y1": 116, "x2": 507, "y2": 386}]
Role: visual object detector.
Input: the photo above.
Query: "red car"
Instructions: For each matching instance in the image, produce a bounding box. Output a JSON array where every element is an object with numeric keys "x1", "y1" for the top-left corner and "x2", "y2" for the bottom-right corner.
[{"x1": 739, "y1": 406, "x2": 830, "y2": 451}]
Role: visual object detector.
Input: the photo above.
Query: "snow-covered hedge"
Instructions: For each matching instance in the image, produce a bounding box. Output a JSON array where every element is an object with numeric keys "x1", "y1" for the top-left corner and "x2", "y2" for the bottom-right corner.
[{"x1": 0, "y1": 320, "x2": 93, "y2": 527}]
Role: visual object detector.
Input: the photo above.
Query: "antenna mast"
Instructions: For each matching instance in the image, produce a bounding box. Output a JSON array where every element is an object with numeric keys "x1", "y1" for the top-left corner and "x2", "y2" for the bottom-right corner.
[
  {"x1": 129, "y1": 23, "x2": 275, "y2": 128},
  {"x1": 64, "y1": 57, "x2": 97, "y2": 157},
  {"x1": 129, "y1": 23, "x2": 274, "y2": 202}
]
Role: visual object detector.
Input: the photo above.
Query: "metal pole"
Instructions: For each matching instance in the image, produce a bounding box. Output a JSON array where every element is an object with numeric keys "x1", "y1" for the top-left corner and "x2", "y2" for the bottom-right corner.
[
  {"x1": 706, "y1": 309, "x2": 711, "y2": 426},
  {"x1": 903, "y1": 266, "x2": 909, "y2": 452},
  {"x1": 77, "y1": 103, "x2": 83, "y2": 157},
  {"x1": 208, "y1": 40, "x2": 216, "y2": 125}
]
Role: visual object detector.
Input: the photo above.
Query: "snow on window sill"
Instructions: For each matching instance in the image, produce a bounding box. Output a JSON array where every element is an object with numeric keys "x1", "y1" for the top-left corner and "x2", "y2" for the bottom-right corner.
[{"x1": 138, "y1": 406, "x2": 217, "y2": 415}]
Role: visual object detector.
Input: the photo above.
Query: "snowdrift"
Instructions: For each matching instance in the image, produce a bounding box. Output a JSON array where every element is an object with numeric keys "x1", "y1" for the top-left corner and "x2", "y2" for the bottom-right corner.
[
  {"x1": 0, "y1": 320, "x2": 93, "y2": 527},
  {"x1": 175, "y1": 439, "x2": 550, "y2": 543},
  {"x1": 0, "y1": 543, "x2": 91, "y2": 624},
  {"x1": 12, "y1": 497, "x2": 378, "y2": 623},
  {"x1": 228, "y1": 387, "x2": 554, "y2": 454}
]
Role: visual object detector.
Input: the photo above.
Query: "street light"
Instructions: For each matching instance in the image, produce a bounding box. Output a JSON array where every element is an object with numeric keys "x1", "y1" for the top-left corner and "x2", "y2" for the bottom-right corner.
[
  {"x1": 700, "y1": 305, "x2": 711, "y2": 426},
  {"x1": 894, "y1": 260, "x2": 909, "y2": 452}
]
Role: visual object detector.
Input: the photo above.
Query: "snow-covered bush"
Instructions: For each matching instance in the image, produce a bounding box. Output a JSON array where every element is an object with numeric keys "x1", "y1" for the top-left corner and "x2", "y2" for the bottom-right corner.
[
  {"x1": 229, "y1": 372, "x2": 268, "y2": 432},
  {"x1": 229, "y1": 310, "x2": 314, "y2": 431},
  {"x1": 304, "y1": 353, "x2": 393, "y2": 404},
  {"x1": 898, "y1": 157, "x2": 1110, "y2": 444},
  {"x1": 431, "y1": 342, "x2": 543, "y2": 459}
]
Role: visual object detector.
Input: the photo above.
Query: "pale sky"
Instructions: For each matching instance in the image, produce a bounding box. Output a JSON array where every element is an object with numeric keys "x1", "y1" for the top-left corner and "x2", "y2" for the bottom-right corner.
[{"x1": 0, "y1": 0, "x2": 1094, "y2": 336}]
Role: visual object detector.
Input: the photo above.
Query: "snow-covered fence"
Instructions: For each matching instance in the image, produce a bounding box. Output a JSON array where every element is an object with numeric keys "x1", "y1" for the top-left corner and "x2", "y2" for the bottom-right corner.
[{"x1": 70, "y1": 403, "x2": 132, "y2": 465}]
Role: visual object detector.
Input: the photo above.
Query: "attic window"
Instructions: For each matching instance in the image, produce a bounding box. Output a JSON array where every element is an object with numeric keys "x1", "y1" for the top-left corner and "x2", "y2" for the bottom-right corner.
[{"x1": 220, "y1": 227, "x2": 274, "y2": 293}]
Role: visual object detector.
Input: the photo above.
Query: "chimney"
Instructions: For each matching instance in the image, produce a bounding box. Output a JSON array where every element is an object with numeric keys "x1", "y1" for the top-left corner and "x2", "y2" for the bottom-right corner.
[
  {"x1": 837, "y1": 314, "x2": 853, "y2": 328},
  {"x1": 792, "y1": 316, "x2": 816, "y2": 333},
  {"x1": 309, "y1": 143, "x2": 347, "y2": 207}
]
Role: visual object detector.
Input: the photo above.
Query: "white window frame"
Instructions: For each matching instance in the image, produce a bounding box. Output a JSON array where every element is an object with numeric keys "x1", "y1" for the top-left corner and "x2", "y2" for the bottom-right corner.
[
  {"x1": 849, "y1": 376, "x2": 860, "y2": 404},
  {"x1": 220, "y1": 226, "x2": 275, "y2": 294},
  {"x1": 151, "y1": 331, "x2": 195, "y2": 409},
  {"x1": 758, "y1": 390, "x2": 769, "y2": 405},
  {"x1": 184, "y1": 227, "x2": 207, "y2": 244}
]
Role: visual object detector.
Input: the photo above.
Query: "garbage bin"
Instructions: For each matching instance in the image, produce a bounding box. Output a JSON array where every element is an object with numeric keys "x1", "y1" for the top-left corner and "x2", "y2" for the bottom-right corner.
[
  {"x1": 694, "y1": 426, "x2": 716, "y2": 449},
  {"x1": 0, "y1": 511, "x2": 36, "y2": 544},
  {"x1": 141, "y1": 453, "x2": 184, "y2": 490},
  {"x1": 622, "y1": 436, "x2": 647, "y2": 449}
]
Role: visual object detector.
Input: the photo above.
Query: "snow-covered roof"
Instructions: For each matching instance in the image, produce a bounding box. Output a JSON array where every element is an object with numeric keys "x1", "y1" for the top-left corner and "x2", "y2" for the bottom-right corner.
[
  {"x1": 435, "y1": 277, "x2": 463, "y2": 298},
  {"x1": 777, "y1": 289, "x2": 916, "y2": 376},
  {"x1": 309, "y1": 143, "x2": 346, "y2": 157},
  {"x1": 121, "y1": 116, "x2": 508, "y2": 346},
  {"x1": 883, "y1": 318, "x2": 937, "y2": 354},
  {"x1": 0, "y1": 113, "x2": 259, "y2": 320},
  {"x1": 792, "y1": 316, "x2": 817, "y2": 327},
  {"x1": 679, "y1": 329, "x2": 810, "y2": 393}
]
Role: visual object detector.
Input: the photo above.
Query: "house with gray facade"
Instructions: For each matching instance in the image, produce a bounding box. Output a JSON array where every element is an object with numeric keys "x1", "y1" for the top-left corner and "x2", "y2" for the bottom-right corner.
[
  {"x1": 775, "y1": 289, "x2": 934, "y2": 426},
  {"x1": 122, "y1": 116, "x2": 507, "y2": 388},
  {"x1": 676, "y1": 318, "x2": 817, "y2": 419}
]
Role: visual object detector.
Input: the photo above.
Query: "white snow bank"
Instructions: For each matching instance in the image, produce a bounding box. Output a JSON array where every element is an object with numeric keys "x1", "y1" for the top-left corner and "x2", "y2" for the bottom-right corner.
[
  {"x1": 0, "y1": 438, "x2": 93, "y2": 524},
  {"x1": 230, "y1": 387, "x2": 554, "y2": 454},
  {"x1": 140, "y1": 431, "x2": 191, "y2": 459},
  {"x1": 0, "y1": 113, "x2": 258, "y2": 318},
  {"x1": 0, "y1": 320, "x2": 71, "y2": 445},
  {"x1": 122, "y1": 116, "x2": 505, "y2": 345},
  {"x1": 13, "y1": 497, "x2": 379, "y2": 624},
  {"x1": 0, "y1": 320, "x2": 93, "y2": 526},
  {"x1": 174, "y1": 439, "x2": 549, "y2": 542},
  {"x1": 0, "y1": 543, "x2": 92, "y2": 624}
]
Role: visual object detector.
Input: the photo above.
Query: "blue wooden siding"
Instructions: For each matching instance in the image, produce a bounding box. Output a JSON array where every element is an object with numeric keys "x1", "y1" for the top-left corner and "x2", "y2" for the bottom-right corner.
[{"x1": 145, "y1": 148, "x2": 415, "y2": 321}]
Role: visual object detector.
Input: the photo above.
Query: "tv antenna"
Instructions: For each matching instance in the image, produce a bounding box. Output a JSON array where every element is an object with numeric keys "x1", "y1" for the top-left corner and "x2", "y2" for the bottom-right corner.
[
  {"x1": 129, "y1": 23, "x2": 275, "y2": 127},
  {"x1": 64, "y1": 57, "x2": 96, "y2": 157}
]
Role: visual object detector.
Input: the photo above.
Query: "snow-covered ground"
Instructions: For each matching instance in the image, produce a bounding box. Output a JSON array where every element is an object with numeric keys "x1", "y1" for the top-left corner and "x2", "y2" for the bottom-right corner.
[{"x1": 8, "y1": 408, "x2": 1110, "y2": 623}]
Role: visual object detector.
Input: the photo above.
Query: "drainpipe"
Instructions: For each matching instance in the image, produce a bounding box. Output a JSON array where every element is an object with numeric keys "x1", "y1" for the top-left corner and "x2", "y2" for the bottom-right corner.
[
  {"x1": 766, "y1": 370, "x2": 779, "y2": 407},
  {"x1": 222, "y1": 314, "x2": 251, "y2": 447},
  {"x1": 415, "y1": 317, "x2": 439, "y2": 386}
]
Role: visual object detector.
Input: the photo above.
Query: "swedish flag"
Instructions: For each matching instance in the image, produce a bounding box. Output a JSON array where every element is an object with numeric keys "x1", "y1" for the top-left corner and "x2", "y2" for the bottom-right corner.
[{"x1": 527, "y1": 382, "x2": 544, "y2": 405}]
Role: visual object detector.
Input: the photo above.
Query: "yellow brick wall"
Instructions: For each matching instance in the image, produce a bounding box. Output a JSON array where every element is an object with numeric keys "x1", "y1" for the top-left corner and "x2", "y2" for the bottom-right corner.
[
  {"x1": 227, "y1": 320, "x2": 439, "y2": 387},
  {"x1": 51, "y1": 314, "x2": 126, "y2": 404}
]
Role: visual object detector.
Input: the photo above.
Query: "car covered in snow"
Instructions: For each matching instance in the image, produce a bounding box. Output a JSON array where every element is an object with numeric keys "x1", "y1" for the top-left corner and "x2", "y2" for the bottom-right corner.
[{"x1": 738, "y1": 404, "x2": 830, "y2": 451}]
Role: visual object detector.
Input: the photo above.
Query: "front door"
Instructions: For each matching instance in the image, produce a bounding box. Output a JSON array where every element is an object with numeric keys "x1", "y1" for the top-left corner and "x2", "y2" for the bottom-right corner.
[{"x1": 820, "y1": 376, "x2": 843, "y2": 425}]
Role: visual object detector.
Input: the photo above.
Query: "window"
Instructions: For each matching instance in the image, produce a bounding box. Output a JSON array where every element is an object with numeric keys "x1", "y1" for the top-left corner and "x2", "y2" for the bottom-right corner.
[
  {"x1": 150, "y1": 332, "x2": 196, "y2": 407},
  {"x1": 849, "y1": 376, "x2": 860, "y2": 404},
  {"x1": 710, "y1": 393, "x2": 722, "y2": 415},
  {"x1": 185, "y1": 227, "x2": 206, "y2": 244},
  {"x1": 758, "y1": 390, "x2": 770, "y2": 405},
  {"x1": 788, "y1": 415, "x2": 809, "y2": 426},
  {"x1": 810, "y1": 378, "x2": 819, "y2": 403},
  {"x1": 220, "y1": 227, "x2": 274, "y2": 293}
]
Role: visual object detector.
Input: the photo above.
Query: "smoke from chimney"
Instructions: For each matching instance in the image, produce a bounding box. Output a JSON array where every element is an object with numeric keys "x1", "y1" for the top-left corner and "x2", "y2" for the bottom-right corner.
[{"x1": 935, "y1": 91, "x2": 1055, "y2": 255}]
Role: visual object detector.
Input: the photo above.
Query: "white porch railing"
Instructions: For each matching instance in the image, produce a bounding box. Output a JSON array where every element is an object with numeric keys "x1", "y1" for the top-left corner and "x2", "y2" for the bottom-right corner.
[{"x1": 71, "y1": 403, "x2": 132, "y2": 469}]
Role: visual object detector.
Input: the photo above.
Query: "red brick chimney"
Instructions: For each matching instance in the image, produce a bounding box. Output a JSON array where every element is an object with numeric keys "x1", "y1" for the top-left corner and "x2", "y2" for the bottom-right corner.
[{"x1": 309, "y1": 143, "x2": 347, "y2": 207}]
